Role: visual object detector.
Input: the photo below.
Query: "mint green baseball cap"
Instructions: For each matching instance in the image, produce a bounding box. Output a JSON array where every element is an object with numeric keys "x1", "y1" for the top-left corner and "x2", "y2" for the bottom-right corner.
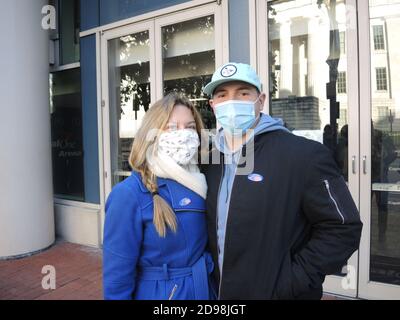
[{"x1": 203, "y1": 62, "x2": 262, "y2": 96}]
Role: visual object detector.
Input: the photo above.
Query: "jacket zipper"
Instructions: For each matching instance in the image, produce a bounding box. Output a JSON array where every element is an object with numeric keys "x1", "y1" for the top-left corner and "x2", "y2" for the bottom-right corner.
[
  {"x1": 216, "y1": 152, "x2": 239, "y2": 299},
  {"x1": 216, "y1": 154, "x2": 225, "y2": 300},
  {"x1": 324, "y1": 180, "x2": 345, "y2": 224},
  {"x1": 168, "y1": 284, "x2": 178, "y2": 300}
]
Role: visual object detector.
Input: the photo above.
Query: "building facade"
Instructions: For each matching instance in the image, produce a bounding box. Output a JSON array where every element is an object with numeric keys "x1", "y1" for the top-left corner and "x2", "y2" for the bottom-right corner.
[{"x1": 1, "y1": 0, "x2": 400, "y2": 300}]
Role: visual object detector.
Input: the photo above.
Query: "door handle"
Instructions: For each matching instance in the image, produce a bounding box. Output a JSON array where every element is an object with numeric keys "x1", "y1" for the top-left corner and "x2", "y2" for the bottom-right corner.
[
  {"x1": 352, "y1": 156, "x2": 357, "y2": 174},
  {"x1": 363, "y1": 156, "x2": 367, "y2": 174}
]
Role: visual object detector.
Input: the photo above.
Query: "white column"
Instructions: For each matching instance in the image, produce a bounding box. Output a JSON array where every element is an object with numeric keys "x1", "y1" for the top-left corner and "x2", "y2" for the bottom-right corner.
[
  {"x1": 299, "y1": 41, "x2": 306, "y2": 97},
  {"x1": 0, "y1": 0, "x2": 55, "y2": 258},
  {"x1": 307, "y1": 17, "x2": 320, "y2": 98},
  {"x1": 292, "y1": 36, "x2": 300, "y2": 96},
  {"x1": 279, "y1": 21, "x2": 293, "y2": 98}
]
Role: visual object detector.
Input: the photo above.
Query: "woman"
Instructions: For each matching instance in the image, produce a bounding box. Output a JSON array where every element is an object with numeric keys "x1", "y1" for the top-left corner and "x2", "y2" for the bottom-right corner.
[{"x1": 103, "y1": 93, "x2": 215, "y2": 300}]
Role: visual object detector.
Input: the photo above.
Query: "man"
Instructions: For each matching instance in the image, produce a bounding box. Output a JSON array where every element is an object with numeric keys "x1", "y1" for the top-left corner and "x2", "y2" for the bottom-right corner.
[{"x1": 202, "y1": 62, "x2": 363, "y2": 300}]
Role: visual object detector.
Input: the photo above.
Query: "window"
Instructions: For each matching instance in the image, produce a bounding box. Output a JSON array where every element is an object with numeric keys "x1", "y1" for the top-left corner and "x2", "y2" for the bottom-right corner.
[
  {"x1": 376, "y1": 67, "x2": 388, "y2": 91},
  {"x1": 50, "y1": 69, "x2": 84, "y2": 201},
  {"x1": 107, "y1": 29, "x2": 151, "y2": 185},
  {"x1": 377, "y1": 106, "x2": 389, "y2": 118},
  {"x1": 52, "y1": 0, "x2": 81, "y2": 65},
  {"x1": 369, "y1": 0, "x2": 400, "y2": 291},
  {"x1": 265, "y1": 0, "x2": 351, "y2": 186},
  {"x1": 373, "y1": 25, "x2": 385, "y2": 50},
  {"x1": 340, "y1": 31, "x2": 346, "y2": 55},
  {"x1": 161, "y1": 15, "x2": 216, "y2": 129},
  {"x1": 337, "y1": 71, "x2": 347, "y2": 94},
  {"x1": 50, "y1": 1, "x2": 83, "y2": 201}
]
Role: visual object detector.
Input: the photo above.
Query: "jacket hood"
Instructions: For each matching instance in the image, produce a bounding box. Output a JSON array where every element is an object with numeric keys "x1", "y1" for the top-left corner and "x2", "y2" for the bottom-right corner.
[{"x1": 214, "y1": 113, "x2": 289, "y2": 154}]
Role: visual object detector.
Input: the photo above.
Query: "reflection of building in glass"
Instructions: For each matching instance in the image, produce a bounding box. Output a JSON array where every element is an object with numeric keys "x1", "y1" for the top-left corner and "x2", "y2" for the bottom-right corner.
[
  {"x1": 268, "y1": 0, "x2": 348, "y2": 131},
  {"x1": 162, "y1": 15, "x2": 216, "y2": 129},
  {"x1": 369, "y1": 1, "x2": 400, "y2": 134},
  {"x1": 368, "y1": 2, "x2": 400, "y2": 287},
  {"x1": 271, "y1": 96, "x2": 320, "y2": 130}
]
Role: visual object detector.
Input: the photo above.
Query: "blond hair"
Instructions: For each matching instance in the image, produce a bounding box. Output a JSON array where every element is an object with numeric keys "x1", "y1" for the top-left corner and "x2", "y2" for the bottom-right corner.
[{"x1": 129, "y1": 92, "x2": 205, "y2": 237}]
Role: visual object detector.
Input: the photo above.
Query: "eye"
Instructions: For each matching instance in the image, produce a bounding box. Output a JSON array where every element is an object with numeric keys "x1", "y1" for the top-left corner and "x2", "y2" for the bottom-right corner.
[{"x1": 166, "y1": 124, "x2": 177, "y2": 131}]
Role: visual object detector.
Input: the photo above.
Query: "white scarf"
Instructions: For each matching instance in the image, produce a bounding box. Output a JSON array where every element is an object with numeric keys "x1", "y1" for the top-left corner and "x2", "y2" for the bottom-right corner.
[{"x1": 146, "y1": 144, "x2": 208, "y2": 199}]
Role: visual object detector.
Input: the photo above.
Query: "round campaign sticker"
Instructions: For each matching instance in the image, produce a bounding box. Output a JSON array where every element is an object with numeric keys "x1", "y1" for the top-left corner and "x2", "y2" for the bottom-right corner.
[
  {"x1": 220, "y1": 64, "x2": 238, "y2": 77},
  {"x1": 247, "y1": 173, "x2": 264, "y2": 182},
  {"x1": 179, "y1": 197, "x2": 192, "y2": 206}
]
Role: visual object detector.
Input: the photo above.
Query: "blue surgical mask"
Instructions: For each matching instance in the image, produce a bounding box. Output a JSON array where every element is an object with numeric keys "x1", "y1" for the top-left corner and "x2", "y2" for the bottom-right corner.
[{"x1": 214, "y1": 98, "x2": 259, "y2": 136}]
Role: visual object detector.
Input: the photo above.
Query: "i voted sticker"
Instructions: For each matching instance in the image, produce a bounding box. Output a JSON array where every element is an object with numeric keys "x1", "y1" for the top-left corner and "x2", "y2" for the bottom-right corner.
[
  {"x1": 247, "y1": 173, "x2": 264, "y2": 182},
  {"x1": 179, "y1": 197, "x2": 192, "y2": 206}
]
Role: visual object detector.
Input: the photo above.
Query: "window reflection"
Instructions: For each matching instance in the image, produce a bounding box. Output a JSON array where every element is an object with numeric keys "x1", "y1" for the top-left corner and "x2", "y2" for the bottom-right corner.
[
  {"x1": 59, "y1": 0, "x2": 80, "y2": 65},
  {"x1": 268, "y1": 0, "x2": 349, "y2": 181},
  {"x1": 268, "y1": 0, "x2": 350, "y2": 277},
  {"x1": 162, "y1": 15, "x2": 216, "y2": 129},
  {"x1": 108, "y1": 31, "x2": 151, "y2": 185},
  {"x1": 369, "y1": 0, "x2": 400, "y2": 286},
  {"x1": 50, "y1": 69, "x2": 84, "y2": 201}
]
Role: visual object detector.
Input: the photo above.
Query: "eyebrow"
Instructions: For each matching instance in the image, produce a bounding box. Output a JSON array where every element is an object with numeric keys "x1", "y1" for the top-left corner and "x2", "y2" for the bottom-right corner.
[
  {"x1": 213, "y1": 88, "x2": 227, "y2": 95},
  {"x1": 167, "y1": 121, "x2": 196, "y2": 125},
  {"x1": 214, "y1": 86, "x2": 255, "y2": 95},
  {"x1": 237, "y1": 86, "x2": 254, "y2": 91}
]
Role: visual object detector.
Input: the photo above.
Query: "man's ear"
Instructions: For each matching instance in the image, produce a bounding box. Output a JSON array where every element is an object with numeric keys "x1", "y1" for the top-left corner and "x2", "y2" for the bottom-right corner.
[{"x1": 258, "y1": 93, "x2": 266, "y2": 111}]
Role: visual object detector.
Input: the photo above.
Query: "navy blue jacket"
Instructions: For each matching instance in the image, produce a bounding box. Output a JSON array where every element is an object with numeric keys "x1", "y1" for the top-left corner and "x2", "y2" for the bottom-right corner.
[
  {"x1": 103, "y1": 171, "x2": 215, "y2": 300},
  {"x1": 203, "y1": 130, "x2": 363, "y2": 299}
]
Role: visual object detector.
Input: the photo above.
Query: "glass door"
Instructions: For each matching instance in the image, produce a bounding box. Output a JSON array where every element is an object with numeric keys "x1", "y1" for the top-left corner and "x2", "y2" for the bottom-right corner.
[
  {"x1": 100, "y1": 4, "x2": 227, "y2": 204},
  {"x1": 261, "y1": 0, "x2": 360, "y2": 297},
  {"x1": 100, "y1": 21, "x2": 156, "y2": 199},
  {"x1": 359, "y1": 0, "x2": 400, "y2": 300},
  {"x1": 155, "y1": 6, "x2": 220, "y2": 129}
]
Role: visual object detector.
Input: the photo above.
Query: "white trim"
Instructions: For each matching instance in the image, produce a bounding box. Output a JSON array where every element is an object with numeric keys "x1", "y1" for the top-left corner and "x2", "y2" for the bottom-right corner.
[
  {"x1": 150, "y1": 21, "x2": 157, "y2": 105},
  {"x1": 358, "y1": 0, "x2": 400, "y2": 300},
  {"x1": 255, "y1": 0, "x2": 269, "y2": 113},
  {"x1": 54, "y1": 203, "x2": 102, "y2": 247},
  {"x1": 221, "y1": 0, "x2": 230, "y2": 63},
  {"x1": 323, "y1": 0, "x2": 360, "y2": 298},
  {"x1": 345, "y1": 0, "x2": 361, "y2": 298},
  {"x1": 358, "y1": 0, "x2": 380, "y2": 300},
  {"x1": 96, "y1": 31, "x2": 106, "y2": 247},
  {"x1": 155, "y1": 14, "x2": 163, "y2": 100},
  {"x1": 79, "y1": 0, "x2": 217, "y2": 37},
  {"x1": 100, "y1": 28, "x2": 112, "y2": 205},
  {"x1": 249, "y1": 0, "x2": 257, "y2": 70},
  {"x1": 50, "y1": 62, "x2": 80, "y2": 72},
  {"x1": 54, "y1": 198, "x2": 101, "y2": 210}
]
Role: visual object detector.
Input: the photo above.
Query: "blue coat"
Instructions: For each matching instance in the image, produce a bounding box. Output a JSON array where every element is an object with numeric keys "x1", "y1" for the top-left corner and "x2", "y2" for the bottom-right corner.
[{"x1": 103, "y1": 171, "x2": 215, "y2": 300}]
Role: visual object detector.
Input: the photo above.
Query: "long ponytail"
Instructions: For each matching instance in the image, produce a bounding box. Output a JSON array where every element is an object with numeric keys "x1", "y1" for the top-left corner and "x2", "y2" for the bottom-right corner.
[{"x1": 141, "y1": 168, "x2": 177, "y2": 237}]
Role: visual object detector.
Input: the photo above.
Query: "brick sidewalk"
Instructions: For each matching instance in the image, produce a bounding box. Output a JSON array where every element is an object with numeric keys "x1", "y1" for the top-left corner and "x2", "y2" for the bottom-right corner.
[
  {"x1": 0, "y1": 241, "x2": 103, "y2": 300},
  {"x1": 0, "y1": 240, "x2": 344, "y2": 300}
]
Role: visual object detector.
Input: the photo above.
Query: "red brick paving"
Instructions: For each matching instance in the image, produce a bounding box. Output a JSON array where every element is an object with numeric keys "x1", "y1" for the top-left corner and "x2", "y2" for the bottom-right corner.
[
  {"x1": 0, "y1": 240, "x2": 103, "y2": 300},
  {"x1": 0, "y1": 240, "x2": 346, "y2": 300}
]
